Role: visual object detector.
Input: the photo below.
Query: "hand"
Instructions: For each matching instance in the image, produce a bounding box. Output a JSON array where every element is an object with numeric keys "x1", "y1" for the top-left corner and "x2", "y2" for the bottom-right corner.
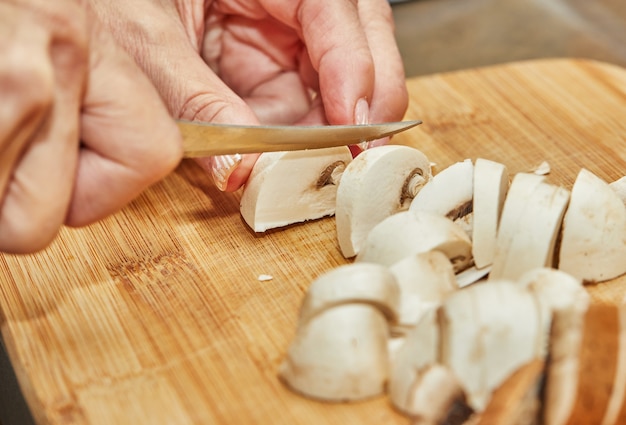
[
  {"x1": 0, "y1": 0, "x2": 182, "y2": 254},
  {"x1": 89, "y1": 0, "x2": 409, "y2": 191}
]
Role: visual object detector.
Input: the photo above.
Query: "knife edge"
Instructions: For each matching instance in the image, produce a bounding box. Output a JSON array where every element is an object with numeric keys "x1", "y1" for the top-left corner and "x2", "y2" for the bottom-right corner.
[{"x1": 178, "y1": 120, "x2": 422, "y2": 157}]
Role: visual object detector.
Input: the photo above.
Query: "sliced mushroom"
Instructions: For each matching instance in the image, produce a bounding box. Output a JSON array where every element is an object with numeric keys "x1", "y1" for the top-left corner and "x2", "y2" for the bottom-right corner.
[
  {"x1": 609, "y1": 176, "x2": 626, "y2": 206},
  {"x1": 279, "y1": 263, "x2": 399, "y2": 402},
  {"x1": 472, "y1": 158, "x2": 509, "y2": 269},
  {"x1": 543, "y1": 303, "x2": 620, "y2": 425},
  {"x1": 439, "y1": 281, "x2": 544, "y2": 412},
  {"x1": 298, "y1": 263, "x2": 400, "y2": 326},
  {"x1": 335, "y1": 145, "x2": 432, "y2": 258},
  {"x1": 476, "y1": 359, "x2": 545, "y2": 425},
  {"x1": 279, "y1": 304, "x2": 391, "y2": 402},
  {"x1": 388, "y1": 250, "x2": 458, "y2": 332},
  {"x1": 240, "y1": 146, "x2": 352, "y2": 232},
  {"x1": 389, "y1": 308, "x2": 472, "y2": 423},
  {"x1": 517, "y1": 267, "x2": 589, "y2": 356},
  {"x1": 558, "y1": 168, "x2": 626, "y2": 282},
  {"x1": 489, "y1": 175, "x2": 570, "y2": 281},
  {"x1": 409, "y1": 159, "x2": 474, "y2": 222},
  {"x1": 455, "y1": 265, "x2": 491, "y2": 288},
  {"x1": 601, "y1": 296, "x2": 626, "y2": 425},
  {"x1": 355, "y1": 211, "x2": 473, "y2": 272}
]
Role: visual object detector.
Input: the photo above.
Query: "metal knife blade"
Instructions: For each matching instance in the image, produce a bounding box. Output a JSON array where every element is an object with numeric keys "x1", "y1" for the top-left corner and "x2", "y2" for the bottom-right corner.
[{"x1": 178, "y1": 120, "x2": 422, "y2": 158}]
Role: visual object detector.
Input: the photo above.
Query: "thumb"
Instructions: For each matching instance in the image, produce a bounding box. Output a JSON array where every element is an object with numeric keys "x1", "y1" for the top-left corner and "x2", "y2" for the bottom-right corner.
[{"x1": 65, "y1": 16, "x2": 182, "y2": 227}]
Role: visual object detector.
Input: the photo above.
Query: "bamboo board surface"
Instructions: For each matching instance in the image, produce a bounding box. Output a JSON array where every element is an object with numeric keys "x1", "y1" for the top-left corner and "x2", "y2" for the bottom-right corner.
[{"x1": 1, "y1": 58, "x2": 626, "y2": 425}]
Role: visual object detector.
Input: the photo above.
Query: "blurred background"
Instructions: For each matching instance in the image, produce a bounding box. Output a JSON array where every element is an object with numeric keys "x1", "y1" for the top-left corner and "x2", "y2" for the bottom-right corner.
[{"x1": 391, "y1": 0, "x2": 626, "y2": 77}]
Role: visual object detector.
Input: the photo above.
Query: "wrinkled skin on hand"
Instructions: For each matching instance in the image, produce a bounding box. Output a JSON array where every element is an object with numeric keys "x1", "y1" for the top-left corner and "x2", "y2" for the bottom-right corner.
[
  {"x1": 90, "y1": 0, "x2": 409, "y2": 191},
  {"x1": 0, "y1": 0, "x2": 182, "y2": 254}
]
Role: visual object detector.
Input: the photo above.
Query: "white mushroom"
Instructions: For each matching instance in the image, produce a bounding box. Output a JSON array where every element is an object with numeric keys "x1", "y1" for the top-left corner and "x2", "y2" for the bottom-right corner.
[
  {"x1": 335, "y1": 145, "x2": 432, "y2": 258},
  {"x1": 298, "y1": 263, "x2": 399, "y2": 326},
  {"x1": 558, "y1": 168, "x2": 626, "y2": 282},
  {"x1": 542, "y1": 302, "x2": 621, "y2": 425},
  {"x1": 517, "y1": 267, "x2": 589, "y2": 356},
  {"x1": 517, "y1": 267, "x2": 587, "y2": 314},
  {"x1": 455, "y1": 265, "x2": 491, "y2": 288},
  {"x1": 279, "y1": 304, "x2": 391, "y2": 402},
  {"x1": 388, "y1": 250, "x2": 458, "y2": 332},
  {"x1": 472, "y1": 158, "x2": 509, "y2": 269},
  {"x1": 609, "y1": 176, "x2": 626, "y2": 206},
  {"x1": 439, "y1": 281, "x2": 545, "y2": 412},
  {"x1": 489, "y1": 175, "x2": 570, "y2": 281},
  {"x1": 600, "y1": 296, "x2": 626, "y2": 425},
  {"x1": 389, "y1": 308, "x2": 472, "y2": 422},
  {"x1": 240, "y1": 146, "x2": 352, "y2": 232},
  {"x1": 476, "y1": 359, "x2": 545, "y2": 425},
  {"x1": 409, "y1": 159, "x2": 474, "y2": 221},
  {"x1": 355, "y1": 211, "x2": 473, "y2": 273},
  {"x1": 279, "y1": 263, "x2": 399, "y2": 402}
]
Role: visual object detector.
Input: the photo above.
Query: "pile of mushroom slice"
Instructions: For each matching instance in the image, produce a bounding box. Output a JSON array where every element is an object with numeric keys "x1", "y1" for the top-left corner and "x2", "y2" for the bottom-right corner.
[{"x1": 275, "y1": 145, "x2": 626, "y2": 423}]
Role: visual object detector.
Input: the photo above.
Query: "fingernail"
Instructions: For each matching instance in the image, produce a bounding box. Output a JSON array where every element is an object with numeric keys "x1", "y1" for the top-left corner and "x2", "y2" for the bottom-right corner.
[
  {"x1": 210, "y1": 154, "x2": 242, "y2": 191},
  {"x1": 354, "y1": 98, "x2": 370, "y2": 125},
  {"x1": 354, "y1": 98, "x2": 370, "y2": 151}
]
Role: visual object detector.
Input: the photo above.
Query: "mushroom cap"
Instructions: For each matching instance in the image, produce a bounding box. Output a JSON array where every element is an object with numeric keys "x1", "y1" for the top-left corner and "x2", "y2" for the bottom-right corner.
[
  {"x1": 240, "y1": 146, "x2": 352, "y2": 232},
  {"x1": 559, "y1": 168, "x2": 626, "y2": 282},
  {"x1": 409, "y1": 159, "x2": 474, "y2": 220},
  {"x1": 335, "y1": 145, "x2": 432, "y2": 258},
  {"x1": 439, "y1": 281, "x2": 544, "y2": 412},
  {"x1": 279, "y1": 303, "x2": 390, "y2": 402},
  {"x1": 472, "y1": 158, "x2": 509, "y2": 269},
  {"x1": 298, "y1": 262, "x2": 400, "y2": 326},
  {"x1": 356, "y1": 211, "x2": 473, "y2": 273},
  {"x1": 389, "y1": 250, "x2": 458, "y2": 328},
  {"x1": 490, "y1": 175, "x2": 570, "y2": 281}
]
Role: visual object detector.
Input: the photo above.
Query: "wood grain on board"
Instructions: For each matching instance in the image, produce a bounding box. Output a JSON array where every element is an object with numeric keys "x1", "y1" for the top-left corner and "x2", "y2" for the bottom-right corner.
[{"x1": 1, "y1": 58, "x2": 626, "y2": 424}]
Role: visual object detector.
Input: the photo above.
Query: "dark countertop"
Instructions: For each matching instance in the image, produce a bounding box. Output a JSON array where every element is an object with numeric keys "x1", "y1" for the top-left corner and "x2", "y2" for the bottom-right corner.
[{"x1": 393, "y1": 0, "x2": 626, "y2": 77}]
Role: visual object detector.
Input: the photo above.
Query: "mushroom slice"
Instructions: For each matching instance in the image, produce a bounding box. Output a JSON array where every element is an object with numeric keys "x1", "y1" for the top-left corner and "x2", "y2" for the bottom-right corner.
[
  {"x1": 389, "y1": 309, "x2": 473, "y2": 423},
  {"x1": 279, "y1": 303, "x2": 390, "y2": 402},
  {"x1": 335, "y1": 145, "x2": 432, "y2": 258},
  {"x1": 472, "y1": 158, "x2": 509, "y2": 269},
  {"x1": 489, "y1": 173, "x2": 545, "y2": 268},
  {"x1": 455, "y1": 265, "x2": 491, "y2": 288},
  {"x1": 543, "y1": 303, "x2": 620, "y2": 425},
  {"x1": 279, "y1": 263, "x2": 399, "y2": 402},
  {"x1": 558, "y1": 168, "x2": 626, "y2": 282},
  {"x1": 356, "y1": 211, "x2": 473, "y2": 272},
  {"x1": 602, "y1": 297, "x2": 626, "y2": 425},
  {"x1": 489, "y1": 175, "x2": 570, "y2": 281},
  {"x1": 389, "y1": 250, "x2": 458, "y2": 332},
  {"x1": 240, "y1": 146, "x2": 352, "y2": 232},
  {"x1": 298, "y1": 263, "x2": 400, "y2": 326},
  {"x1": 409, "y1": 159, "x2": 474, "y2": 221},
  {"x1": 439, "y1": 281, "x2": 544, "y2": 412},
  {"x1": 476, "y1": 359, "x2": 545, "y2": 425},
  {"x1": 517, "y1": 267, "x2": 589, "y2": 356},
  {"x1": 609, "y1": 176, "x2": 626, "y2": 206}
]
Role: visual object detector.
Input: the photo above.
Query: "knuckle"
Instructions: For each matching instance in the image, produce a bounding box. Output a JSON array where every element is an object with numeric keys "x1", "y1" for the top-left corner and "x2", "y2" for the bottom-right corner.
[
  {"x1": 0, "y1": 216, "x2": 60, "y2": 254},
  {"x1": 1, "y1": 48, "x2": 55, "y2": 113}
]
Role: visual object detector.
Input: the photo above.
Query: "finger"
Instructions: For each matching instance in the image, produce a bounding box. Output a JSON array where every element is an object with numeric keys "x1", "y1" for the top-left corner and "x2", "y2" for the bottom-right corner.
[
  {"x1": 90, "y1": 1, "x2": 263, "y2": 191},
  {"x1": 264, "y1": 0, "x2": 375, "y2": 125},
  {"x1": 0, "y1": 32, "x2": 50, "y2": 200},
  {"x1": 0, "y1": 4, "x2": 86, "y2": 254},
  {"x1": 358, "y1": 0, "x2": 409, "y2": 124},
  {"x1": 65, "y1": 19, "x2": 183, "y2": 227}
]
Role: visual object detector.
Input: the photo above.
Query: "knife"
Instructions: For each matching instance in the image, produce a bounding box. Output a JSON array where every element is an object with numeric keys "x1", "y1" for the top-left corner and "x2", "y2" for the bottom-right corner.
[{"x1": 178, "y1": 120, "x2": 422, "y2": 158}]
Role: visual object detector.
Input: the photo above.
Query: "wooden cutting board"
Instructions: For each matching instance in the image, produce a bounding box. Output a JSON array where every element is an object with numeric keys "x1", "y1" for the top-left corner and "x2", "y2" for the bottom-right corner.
[{"x1": 1, "y1": 58, "x2": 626, "y2": 425}]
